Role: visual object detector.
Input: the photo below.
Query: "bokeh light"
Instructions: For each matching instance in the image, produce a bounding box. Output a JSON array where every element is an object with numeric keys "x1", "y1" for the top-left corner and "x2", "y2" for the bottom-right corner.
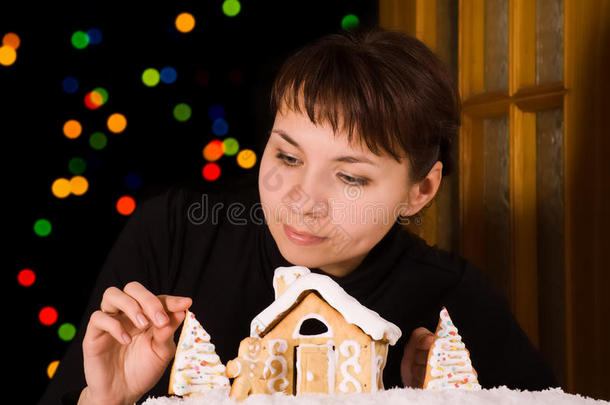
[
  {"x1": 107, "y1": 113, "x2": 127, "y2": 133},
  {"x1": 160, "y1": 66, "x2": 177, "y2": 84},
  {"x1": 125, "y1": 173, "x2": 142, "y2": 190},
  {"x1": 86, "y1": 28, "x2": 102, "y2": 45},
  {"x1": 69, "y1": 157, "x2": 87, "y2": 175},
  {"x1": 17, "y1": 268, "x2": 36, "y2": 287},
  {"x1": 62, "y1": 77, "x2": 79, "y2": 94},
  {"x1": 173, "y1": 103, "x2": 192, "y2": 122},
  {"x1": 203, "y1": 140, "x2": 224, "y2": 162},
  {"x1": 70, "y1": 176, "x2": 89, "y2": 196},
  {"x1": 47, "y1": 361, "x2": 59, "y2": 379},
  {"x1": 71, "y1": 30, "x2": 89, "y2": 49},
  {"x1": 222, "y1": 0, "x2": 241, "y2": 17},
  {"x1": 39, "y1": 306, "x2": 58, "y2": 326},
  {"x1": 34, "y1": 219, "x2": 52, "y2": 237},
  {"x1": 52, "y1": 178, "x2": 71, "y2": 199},
  {"x1": 208, "y1": 104, "x2": 225, "y2": 120},
  {"x1": 212, "y1": 118, "x2": 229, "y2": 136},
  {"x1": 341, "y1": 14, "x2": 360, "y2": 30},
  {"x1": 92, "y1": 87, "x2": 109, "y2": 105},
  {"x1": 142, "y1": 68, "x2": 160, "y2": 87},
  {"x1": 223, "y1": 137, "x2": 239, "y2": 156},
  {"x1": 0, "y1": 45, "x2": 17, "y2": 66},
  {"x1": 63, "y1": 119, "x2": 82, "y2": 139},
  {"x1": 202, "y1": 162, "x2": 221, "y2": 181},
  {"x1": 237, "y1": 149, "x2": 257, "y2": 169},
  {"x1": 2, "y1": 32, "x2": 20, "y2": 50},
  {"x1": 117, "y1": 196, "x2": 136, "y2": 216},
  {"x1": 84, "y1": 92, "x2": 101, "y2": 110},
  {"x1": 58, "y1": 323, "x2": 77, "y2": 341},
  {"x1": 175, "y1": 12, "x2": 196, "y2": 33},
  {"x1": 89, "y1": 131, "x2": 108, "y2": 150}
]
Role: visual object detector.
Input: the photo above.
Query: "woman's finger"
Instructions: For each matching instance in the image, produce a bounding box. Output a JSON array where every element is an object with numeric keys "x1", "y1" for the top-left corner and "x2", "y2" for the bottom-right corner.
[
  {"x1": 414, "y1": 348, "x2": 430, "y2": 365},
  {"x1": 150, "y1": 297, "x2": 191, "y2": 361},
  {"x1": 123, "y1": 281, "x2": 170, "y2": 328},
  {"x1": 84, "y1": 310, "x2": 132, "y2": 348},
  {"x1": 100, "y1": 286, "x2": 150, "y2": 330}
]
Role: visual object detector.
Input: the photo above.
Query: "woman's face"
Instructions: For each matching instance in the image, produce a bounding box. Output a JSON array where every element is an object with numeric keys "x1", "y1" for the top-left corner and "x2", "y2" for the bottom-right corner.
[{"x1": 258, "y1": 104, "x2": 413, "y2": 278}]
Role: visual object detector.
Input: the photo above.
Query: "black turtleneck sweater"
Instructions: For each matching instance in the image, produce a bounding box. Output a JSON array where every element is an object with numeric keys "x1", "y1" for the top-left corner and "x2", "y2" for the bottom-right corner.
[{"x1": 38, "y1": 183, "x2": 557, "y2": 405}]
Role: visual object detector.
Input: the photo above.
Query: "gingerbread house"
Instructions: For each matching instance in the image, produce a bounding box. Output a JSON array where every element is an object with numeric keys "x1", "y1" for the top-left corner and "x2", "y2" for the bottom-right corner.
[{"x1": 242, "y1": 266, "x2": 402, "y2": 396}]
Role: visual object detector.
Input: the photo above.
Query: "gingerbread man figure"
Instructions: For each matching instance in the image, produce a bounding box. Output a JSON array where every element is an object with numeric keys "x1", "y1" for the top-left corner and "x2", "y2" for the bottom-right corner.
[{"x1": 226, "y1": 337, "x2": 266, "y2": 401}]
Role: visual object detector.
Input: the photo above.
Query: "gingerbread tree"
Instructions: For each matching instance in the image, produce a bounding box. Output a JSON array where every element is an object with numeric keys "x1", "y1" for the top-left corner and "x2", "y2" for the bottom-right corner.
[
  {"x1": 423, "y1": 307, "x2": 481, "y2": 390},
  {"x1": 169, "y1": 310, "x2": 230, "y2": 396}
]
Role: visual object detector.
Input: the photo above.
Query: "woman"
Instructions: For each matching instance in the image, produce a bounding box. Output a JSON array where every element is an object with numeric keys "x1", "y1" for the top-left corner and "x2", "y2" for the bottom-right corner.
[{"x1": 39, "y1": 26, "x2": 556, "y2": 405}]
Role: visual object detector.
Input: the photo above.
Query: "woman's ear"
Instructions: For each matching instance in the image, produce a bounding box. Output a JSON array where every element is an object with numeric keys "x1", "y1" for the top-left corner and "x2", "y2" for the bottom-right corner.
[{"x1": 404, "y1": 161, "x2": 443, "y2": 216}]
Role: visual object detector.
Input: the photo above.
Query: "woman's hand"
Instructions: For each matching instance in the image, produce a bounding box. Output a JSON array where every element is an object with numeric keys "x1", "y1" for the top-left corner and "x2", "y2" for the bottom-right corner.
[
  {"x1": 400, "y1": 327, "x2": 435, "y2": 388},
  {"x1": 78, "y1": 281, "x2": 192, "y2": 405}
]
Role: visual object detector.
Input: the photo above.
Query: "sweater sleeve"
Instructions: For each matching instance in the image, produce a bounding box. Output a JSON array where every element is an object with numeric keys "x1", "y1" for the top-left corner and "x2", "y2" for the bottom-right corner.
[
  {"x1": 442, "y1": 259, "x2": 558, "y2": 391},
  {"x1": 36, "y1": 188, "x2": 176, "y2": 405}
]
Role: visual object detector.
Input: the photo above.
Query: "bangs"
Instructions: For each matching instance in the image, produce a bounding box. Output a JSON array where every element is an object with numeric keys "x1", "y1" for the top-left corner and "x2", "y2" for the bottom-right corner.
[{"x1": 269, "y1": 36, "x2": 406, "y2": 163}]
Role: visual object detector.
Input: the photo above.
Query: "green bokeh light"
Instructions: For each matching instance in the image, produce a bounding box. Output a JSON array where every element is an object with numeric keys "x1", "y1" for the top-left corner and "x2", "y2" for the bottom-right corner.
[
  {"x1": 222, "y1": 0, "x2": 241, "y2": 17},
  {"x1": 142, "y1": 68, "x2": 161, "y2": 87},
  {"x1": 92, "y1": 87, "x2": 109, "y2": 104},
  {"x1": 58, "y1": 323, "x2": 77, "y2": 341},
  {"x1": 341, "y1": 14, "x2": 360, "y2": 30},
  {"x1": 34, "y1": 219, "x2": 52, "y2": 237},
  {"x1": 71, "y1": 31, "x2": 89, "y2": 49},
  {"x1": 223, "y1": 137, "x2": 240, "y2": 156},
  {"x1": 68, "y1": 157, "x2": 87, "y2": 175},
  {"x1": 89, "y1": 132, "x2": 108, "y2": 150},
  {"x1": 173, "y1": 103, "x2": 192, "y2": 122}
]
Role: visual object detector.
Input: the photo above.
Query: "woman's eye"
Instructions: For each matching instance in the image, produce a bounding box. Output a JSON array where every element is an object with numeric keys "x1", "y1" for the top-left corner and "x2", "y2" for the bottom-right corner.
[
  {"x1": 276, "y1": 152, "x2": 369, "y2": 186},
  {"x1": 275, "y1": 152, "x2": 300, "y2": 166},
  {"x1": 339, "y1": 174, "x2": 369, "y2": 186}
]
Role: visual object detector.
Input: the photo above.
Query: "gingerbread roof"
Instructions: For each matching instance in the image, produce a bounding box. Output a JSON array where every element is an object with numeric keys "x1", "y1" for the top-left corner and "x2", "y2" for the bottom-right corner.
[{"x1": 250, "y1": 271, "x2": 402, "y2": 345}]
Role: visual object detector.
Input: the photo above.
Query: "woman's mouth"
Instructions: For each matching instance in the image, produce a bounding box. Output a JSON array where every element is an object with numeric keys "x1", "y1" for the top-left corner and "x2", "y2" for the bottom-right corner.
[{"x1": 283, "y1": 224, "x2": 327, "y2": 246}]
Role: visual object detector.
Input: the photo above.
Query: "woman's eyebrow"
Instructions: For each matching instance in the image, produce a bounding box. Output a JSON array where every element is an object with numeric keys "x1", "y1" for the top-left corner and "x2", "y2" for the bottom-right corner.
[{"x1": 270, "y1": 129, "x2": 379, "y2": 167}]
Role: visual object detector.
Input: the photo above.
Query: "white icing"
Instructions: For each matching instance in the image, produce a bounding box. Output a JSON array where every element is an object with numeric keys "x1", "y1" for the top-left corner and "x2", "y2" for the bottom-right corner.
[
  {"x1": 251, "y1": 268, "x2": 402, "y2": 345},
  {"x1": 171, "y1": 311, "x2": 230, "y2": 396},
  {"x1": 338, "y1": 340, "x2": 362, "y2": 393},
  {"x1": 426, "y1": 308, "x2": 481, "y2": 390},
  {"x1": 307, "y1": 371, "x2": 314, "y2": 381},
  {"x1": 292, "y1": 313, "x2": 334, "y2": 338},
  {"x1": 273, "y1": 266, "x2": 311, "y2": 299},
  {"x1": 265, "y1": 339, "x2": 289, "y2": 393}
]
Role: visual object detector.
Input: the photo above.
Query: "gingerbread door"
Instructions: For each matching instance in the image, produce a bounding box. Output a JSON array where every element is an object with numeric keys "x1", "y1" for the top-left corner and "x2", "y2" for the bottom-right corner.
[{"x1": 295, "y1": 344, "x2": 336, "y2": 394}]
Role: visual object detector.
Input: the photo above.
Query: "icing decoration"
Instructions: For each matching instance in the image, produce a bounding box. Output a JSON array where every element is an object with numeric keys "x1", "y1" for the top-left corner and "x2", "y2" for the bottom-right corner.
[
  {"x1": 265, "y1": 339, "x2": 289, "y2": 393},
  {"x1": 273, "y1": 266, "x2": 311, "y2": 298},
  {"x1": 424, "y1": 307, "x2": 481, "y2": 390},
  {"x1": 251, "y1": 270, "x2": 402, "y2": 345},
  {"x1": 338, "y1": 340, "x2": 362, "y2": 393},
  {"x1": 169, "y1": 310, "x2": 230, "y2": 396},
  {"x1": 295, "y1": 343, "x2": 336, "y2": 394}
]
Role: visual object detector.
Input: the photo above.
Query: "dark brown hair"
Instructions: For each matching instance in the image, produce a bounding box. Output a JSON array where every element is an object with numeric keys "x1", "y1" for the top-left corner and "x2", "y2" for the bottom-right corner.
[{"x1": 269, "y1": 26, "x2": 461, "y2": 184}]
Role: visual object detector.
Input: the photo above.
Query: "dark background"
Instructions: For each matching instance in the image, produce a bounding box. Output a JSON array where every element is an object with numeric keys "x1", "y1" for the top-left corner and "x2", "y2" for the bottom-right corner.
[{"x1": 0, "y1": 1, "x2": 379, "y2": 402}]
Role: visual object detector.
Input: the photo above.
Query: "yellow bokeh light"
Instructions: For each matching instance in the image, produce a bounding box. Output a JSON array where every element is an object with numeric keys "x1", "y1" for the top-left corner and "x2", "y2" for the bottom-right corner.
[
  {"x1": 175, "y1": 12, "x2": 196, "y2": 33},
  {"x1": 107, "y1": 113, "x2": 127, "y2": 133},
  {"x1": 63, "y1": 119, "x2": 82, "y2": 139},
  {"x1": 2, "y1": 33, "x2": 20, "y2": 50},
  {"x1": 52, "y1": 178, "x2": 71, "y2": 199},
  {"x1": 70, "y1": 176, "x2": 89, "y2": 196},
  {"x1": 0, "y1": 45, "x2": 17, "y2": 66},
  {"x1": 47, "y1": 360, "x2": 60, "y2": 379},
  {"x1": 237, "y1": 149, "x2": 257, "y2": 169},
  {"x1": 90, "y1": 91, "x2": 103, "y2": 106}
]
